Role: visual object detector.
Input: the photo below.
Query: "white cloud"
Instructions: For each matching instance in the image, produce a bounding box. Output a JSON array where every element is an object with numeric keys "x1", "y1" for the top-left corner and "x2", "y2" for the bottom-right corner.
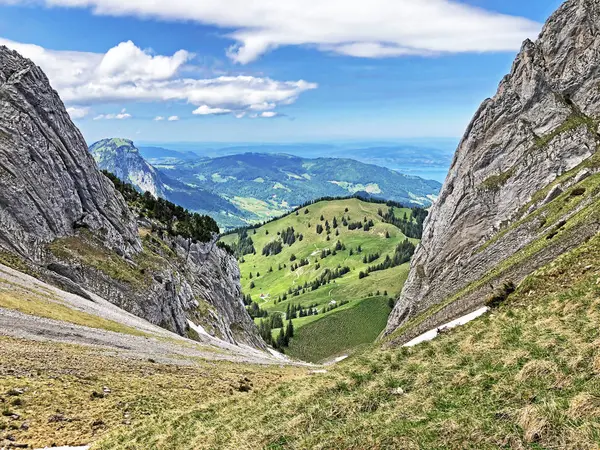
[
  {"x1": 0, "y1": 38, "x2": 316, "y2": 117},
  {"x1": 94, "y1": 108, "x2": 132, "y2": 120},
  {"x1": 66, "y1": 106, "x2": 91, "y2": 119},
  {"x1": 154, "y1": 116, "x2": 165, "y2": 121},
  {"x1": 0, "y1": 0, "x2": 541, "y2": 63},
  {"x1": 249, "y1": 111, "x2": 279, "y2": 119},
  {"x1": 192, "y1": 105, "x2": 232, "y2": 115},
  {"x1": 167, "y1": 115, "x2": 179, "y2": 121}
]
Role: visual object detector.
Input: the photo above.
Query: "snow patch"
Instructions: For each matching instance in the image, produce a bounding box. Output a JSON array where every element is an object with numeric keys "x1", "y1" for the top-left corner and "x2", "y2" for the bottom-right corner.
[
  {"x1": 323, "y1": 354, "x2": 349, "y2": 366},
  {"x1": 187, "y1": 319, "x2": 211, "y2": 338},
  {"x1": 267, "y1": 348, "x2": 290, "y2": 361},
  {"x1": 403, "y1": 307, "x2": 489, "y2": 347}
]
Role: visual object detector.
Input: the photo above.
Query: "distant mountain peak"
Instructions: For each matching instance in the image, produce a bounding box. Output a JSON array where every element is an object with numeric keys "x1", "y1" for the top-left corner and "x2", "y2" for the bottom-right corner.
[
  {"x1": 91, "y1": 138, "x2": 138, "y2": 153},
  {"x1": 89, "y1": 138, "x2": 160, "y2": 197}
]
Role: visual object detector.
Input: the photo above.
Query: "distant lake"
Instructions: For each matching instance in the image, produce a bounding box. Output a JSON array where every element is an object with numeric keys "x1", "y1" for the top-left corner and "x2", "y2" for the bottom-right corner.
[{"x1": 393, "y1": 166, "x2": 449, "y2": 183}]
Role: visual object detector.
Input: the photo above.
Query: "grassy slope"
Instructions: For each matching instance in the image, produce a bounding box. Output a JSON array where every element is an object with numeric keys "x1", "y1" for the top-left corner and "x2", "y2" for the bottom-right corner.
[
  {"x1": 224, "y1": 198, "x2": 414, "y2": 309},
  {"x1": 98, "y1": 230, "x2": 600, "y2": 450},
  {"x1": 0, "y1": 289, "x2": 146, "y2": 337},
  {"x1": 0, "y1": 337, "x2": 303, "y2": 448},
  {"x1": 286, "y1": 296, "x2": 393, "y2": 363},
  {"x1": 222, "y1": 198, "x2": 415, "y2": 360}
]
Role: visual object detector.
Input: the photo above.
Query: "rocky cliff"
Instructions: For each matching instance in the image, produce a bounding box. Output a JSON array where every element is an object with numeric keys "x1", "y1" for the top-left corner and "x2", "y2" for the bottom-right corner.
[
  {"x1": 0, "y1": 46, "x2": 265, "y2": 350},
  {"x1": 385, "y1": 0, "x2": 600, "y2": 343}
]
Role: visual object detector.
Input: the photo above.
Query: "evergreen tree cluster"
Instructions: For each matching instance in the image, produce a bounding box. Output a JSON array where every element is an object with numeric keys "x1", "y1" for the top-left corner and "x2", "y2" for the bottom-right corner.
[
  {"x1": 257, "y1": 315, "x2": 294, "y2": 350},
  {"x1": 286, "y1": 303, "x2": 319, "y2": 320},
  {"x1": 216, "y1": 241, "x2": 234, "y2": 255},
  {"x1": 102, "y1": 170, "x2": 219, "y2": 242},
  {"x1": 310, "y1": 266, "x2": 350, "y2": 290},
  {"x1": 280, "y1": 226, "x2": 297, "y2": 245},
  {"x1": 231, "y1": 229, "x2": 256, "y2": 257},
  {"x1": 247, "y1": 301, "x2": 268, "y2": 318},
  {"x1": 290, "y1": 258, "x2": 310, "y2": 271},
  {"x1": 363, "y1": 252, "x2": 380, "y2": 264},
  {"x1": 347, "y1": 221, "x2": 364, "y2": 230},
  {"x1": 262, "y1": 227, "x2": 304, "y2": 257},
  {"x1": 262, "y1": 240, "x2": 283, "y2": 256},
  {"x1": 365, "y1": 239, "x2": 416, "y2": 274},
  {"x1": 381, "y1": 206, "x2": 428, "y2": 239}
]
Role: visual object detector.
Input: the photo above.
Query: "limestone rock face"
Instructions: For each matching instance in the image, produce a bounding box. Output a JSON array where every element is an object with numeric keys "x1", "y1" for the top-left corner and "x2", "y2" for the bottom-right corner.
[
  {"x1": 0, "y1": 46, "x2": 140, "y2": 260},
  {"x1": 0, "y1": 46, "x2": 265, "y2": 350},
  {"x1": 385, "y1": 0, "x2": 600, "y2": 340}
]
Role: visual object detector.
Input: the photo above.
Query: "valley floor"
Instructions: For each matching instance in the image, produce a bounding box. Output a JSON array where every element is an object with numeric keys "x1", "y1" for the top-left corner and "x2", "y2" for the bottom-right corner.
[
  {"x1": 3, "y1": 230, "x2": 600, "y2": 448},
  {"x1": 98, "y1": 231, "x2": 600, "y2": 449}
]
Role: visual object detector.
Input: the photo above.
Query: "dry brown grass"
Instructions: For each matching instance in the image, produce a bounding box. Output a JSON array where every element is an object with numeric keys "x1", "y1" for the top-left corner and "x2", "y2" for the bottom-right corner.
[
  {"x1": 515, "y1": 360, "x2": 558, "y2": 383},
  {"x1": 518, "y1": 404, "x2": 549, "y2": 443},
  {"x1": 568, "y1": 393, "x2": 600, "y2": 419},
  {"x1": 0, "y1": 337, "x2": 303, "y2": 448}
]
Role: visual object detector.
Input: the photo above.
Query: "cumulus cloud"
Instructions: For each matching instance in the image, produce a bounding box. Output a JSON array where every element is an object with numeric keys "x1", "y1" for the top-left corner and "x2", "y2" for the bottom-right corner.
[
  {"x1": 192, "y1": 105, "x2": 232, "y2": 115},
  {"x1": 0, "y1": 0, "x2": 541, "y2": 63},
  {"x1": 0, "y1": 38, "x2": 316, "y2": 117},
  {"x1": 66, "y1": 106, "x2": 91, "y2": 119},
  {"x1": 154, "y1": 116, "x2": 165, "y2": 121},
  {"x1": 94, "y1": 108, "x2": 132, "y2": 120},
  {"x1": 167, "y1": 115, "x2": 179, "y2": 121}
]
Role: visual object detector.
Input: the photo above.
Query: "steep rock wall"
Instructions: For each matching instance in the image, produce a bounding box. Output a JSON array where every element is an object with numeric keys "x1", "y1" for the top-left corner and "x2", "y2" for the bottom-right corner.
[{"x1": 385, "y1": 0, "x2": 600, "y2": 341}]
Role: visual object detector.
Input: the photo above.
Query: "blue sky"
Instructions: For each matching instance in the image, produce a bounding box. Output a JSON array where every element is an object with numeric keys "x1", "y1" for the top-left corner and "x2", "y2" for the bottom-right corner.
[{"x1": 0, "y1": 0, "x2": 563, "y2": 144}]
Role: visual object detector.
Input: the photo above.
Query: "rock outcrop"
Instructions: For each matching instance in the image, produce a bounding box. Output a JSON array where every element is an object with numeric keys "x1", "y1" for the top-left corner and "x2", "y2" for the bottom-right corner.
[
  {"x1": 90, "y1": 138, "x2": 166, "y2": 199},
  {"x1": 0, "y1": 46, "x2": 265, "y2": 350},
  {"x1": 385, "y1": 0, "x2": 600, "y2": 342}
]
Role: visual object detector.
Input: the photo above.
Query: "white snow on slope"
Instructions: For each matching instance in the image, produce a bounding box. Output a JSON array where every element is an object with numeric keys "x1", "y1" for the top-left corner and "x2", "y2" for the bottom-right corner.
[{"x1": 403, "y1": 307, "x2": 489, "y2": 347}]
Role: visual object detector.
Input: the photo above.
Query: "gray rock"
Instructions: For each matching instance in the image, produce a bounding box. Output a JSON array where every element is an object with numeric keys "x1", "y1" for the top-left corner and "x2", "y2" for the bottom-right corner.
[
  {"x1": 0, "y1": 46, "x2": 265, "y2": 350},
  {"x1": 543, "y1": 185, "x2": 563, "y2": 205},
  {"x1": 0, "y1": 46, "x2": 140, "y2": 260},
  {"x1": 573, "y1": 168, "x2": 591, "y2": 184},
  {"x1": 385, "y1": 0, "x2": 600, "y2": 340}
]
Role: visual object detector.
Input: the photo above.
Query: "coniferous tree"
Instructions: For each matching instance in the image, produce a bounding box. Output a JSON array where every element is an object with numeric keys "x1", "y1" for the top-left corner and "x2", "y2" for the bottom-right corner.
[
  {"x1": 276, "y1": 327, "x2": 286, "y2": 349},
  {"x1": 285, "y1": 320, "x2": 294, "y2": 340}
]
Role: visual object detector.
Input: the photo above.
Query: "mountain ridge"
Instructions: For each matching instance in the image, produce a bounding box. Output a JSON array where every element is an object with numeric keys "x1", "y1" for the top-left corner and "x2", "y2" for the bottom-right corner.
[
  {"x1": 92, "y1": 138, "x2": 442, "y2": 229},
  {"x1": 385, "y1": 0, "x2": 600, "y2": 342}
]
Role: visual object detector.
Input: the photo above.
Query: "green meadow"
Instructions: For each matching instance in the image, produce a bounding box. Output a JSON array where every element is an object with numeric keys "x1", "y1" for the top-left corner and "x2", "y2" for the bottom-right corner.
[{"x1": 221, "y1": 198, "x2": 418, "y2": 361}]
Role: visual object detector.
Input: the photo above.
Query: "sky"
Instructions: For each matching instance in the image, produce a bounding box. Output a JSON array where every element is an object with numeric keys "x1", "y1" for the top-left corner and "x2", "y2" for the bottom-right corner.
[{"x1": 0, "y1": 0, "x2": 564, "y2": 144}]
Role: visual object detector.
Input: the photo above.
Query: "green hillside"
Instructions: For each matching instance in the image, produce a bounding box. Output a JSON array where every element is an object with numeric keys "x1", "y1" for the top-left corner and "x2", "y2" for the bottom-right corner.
[
  {"x1": 221, "y1": 197, "x2": 421, "y2": 362},
  {"x1": 98, "y1": 228, "x2": 600, "y2": 450}
]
